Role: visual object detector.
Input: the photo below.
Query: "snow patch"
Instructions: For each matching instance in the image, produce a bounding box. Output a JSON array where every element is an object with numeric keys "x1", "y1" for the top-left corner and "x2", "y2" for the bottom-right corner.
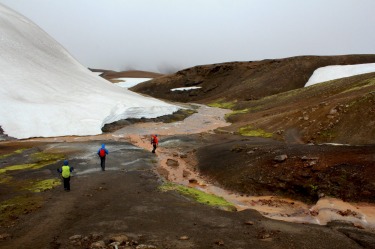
[
  {"x1": 171, "y1": 86, "x2": 202, "y2": 91},
  {"x1": 114, "y1": 78, "x2": 152, "y2": 88},
  {"x1": 305, "y1": 63, "x2": 375, "y2": 87},
  {"x1": 0, "y1": 4, "x2": 180, "y2": 139}
]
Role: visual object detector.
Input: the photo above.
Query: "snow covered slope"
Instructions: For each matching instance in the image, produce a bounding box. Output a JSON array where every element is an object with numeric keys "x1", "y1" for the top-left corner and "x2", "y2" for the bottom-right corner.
[
  {"x1": 305, "y1": 63, "x2": 375, "y2": 87},
  {"x1": 0, "y1": 4, "x2": 179, "y2": 139}
]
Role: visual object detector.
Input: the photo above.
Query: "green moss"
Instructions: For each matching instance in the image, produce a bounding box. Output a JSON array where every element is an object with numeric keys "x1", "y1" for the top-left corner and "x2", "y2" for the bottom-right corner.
[
  {"x1": 160, "y1": 183, "x2": 236, "y2": 211},
  {"x1": 25, "y1": 178, "x2": 61, "y2": 192},
  {"x1": 32, "y1": 152, "x2": 64, "y2": 163},
  {"x1": 0, "y1": 148, "x2": 27, "y2": 159},
  {"x1": 208, "y1": 99, "x2": 236, "y2": 109},
  {"x1": 0, "y1": 152, "x2": 64, "y2": 174},
  {"x1": 319, "y1": 131, "x2": 337, "y2": 140},
  {"x1": 341, "y1": 78, "x2": 375, "y2": 94},
  {"x1": 225, "y1": 108, "x2": 250, "y2": 119},
  {"x1": 0, "y1": 164, "x2": 38, "y2": 174},
  {"x1": 239, "y1": 125, "x2": 273, "y2": 138}
]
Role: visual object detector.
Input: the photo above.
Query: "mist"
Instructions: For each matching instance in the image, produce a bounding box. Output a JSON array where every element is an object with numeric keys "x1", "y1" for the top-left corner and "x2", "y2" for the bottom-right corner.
[{"x1": 1, "y1": 0, "x2": 374, "y2": 73}]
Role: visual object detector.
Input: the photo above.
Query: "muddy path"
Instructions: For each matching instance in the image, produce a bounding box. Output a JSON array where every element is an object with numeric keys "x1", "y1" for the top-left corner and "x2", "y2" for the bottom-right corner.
[
  {"x1": 17, "y1": 104, "x2": 375, "y2": 231},
  {"x1": 1, "y1": 104, "x2": 375, "y2": 248},
  {"x1": 94, "y1": 104, "x2": 375, "y2": 231}
]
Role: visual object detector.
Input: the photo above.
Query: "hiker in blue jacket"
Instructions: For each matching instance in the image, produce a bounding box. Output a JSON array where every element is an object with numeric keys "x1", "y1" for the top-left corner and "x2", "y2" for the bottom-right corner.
[
  {"x1": 57, "y1": 160, "x2": 74, "y2": 191},
  {"x1": 97, "y1": 144, "x2": 109, "y2": 171}
]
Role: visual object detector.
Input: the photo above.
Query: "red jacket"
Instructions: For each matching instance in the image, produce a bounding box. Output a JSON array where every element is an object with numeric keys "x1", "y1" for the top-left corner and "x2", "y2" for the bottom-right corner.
[{"x1": 151, "y1": 135, "x2": 158, "y2": 145}]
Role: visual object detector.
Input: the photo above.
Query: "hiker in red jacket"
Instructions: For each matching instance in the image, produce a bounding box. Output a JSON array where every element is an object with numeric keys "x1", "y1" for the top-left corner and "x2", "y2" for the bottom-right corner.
[
  {"x1": 97, "y1": 144, "x2": 109, "y2": 171},
  {"x1": 151, "y1": 134, "x2": 158, "y2": 153}
]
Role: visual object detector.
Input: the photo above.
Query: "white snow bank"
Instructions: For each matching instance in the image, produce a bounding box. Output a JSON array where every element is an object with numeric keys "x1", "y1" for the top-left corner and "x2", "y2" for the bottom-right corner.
[
  {"x1": 171, "y1": 86, "x2": 202, "y2": 91},
  {"x1": 114, "y1": 78, "x2": 152, "y2": 89},
  {"x1": 305, "y1": 63, "x2": 375, "y2": 87},
  {"x1": 0, "y1": 4, "x2": 180, "y2": 139}
]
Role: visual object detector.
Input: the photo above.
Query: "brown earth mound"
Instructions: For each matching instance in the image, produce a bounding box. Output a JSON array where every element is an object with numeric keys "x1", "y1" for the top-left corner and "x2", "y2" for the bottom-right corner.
[
  {"x1": 196, "y1": 134, "x2": 375, "y2": 204},
  {"x1": 130, "y1": 55, "x2": 375, "y2": 103},
  {"x1": 225, "y1": 72, "x2": 375, "y2": 145},
  {"x1": 90, "y1": 68, "x2": 164, "y2": 79},
  {"x1": 130, "y1": 55, "x2": 375, "y2": 145}
]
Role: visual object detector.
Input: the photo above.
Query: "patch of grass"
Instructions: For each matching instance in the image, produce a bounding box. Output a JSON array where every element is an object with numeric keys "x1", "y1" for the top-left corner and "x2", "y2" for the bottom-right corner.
[
  {"x1": 208, "y1": 99, "x2": 236, "y2": 109},
  {"x1": 160, "y1": 182, "x2": 236, "y2": 211},
  {"x1": 341, "y1": 78, "x2": 375, "y2": 94},
  {"x1": 25, "y1": 178, "x2": 61, "y2": 192},
  {"x1": 238, "y1": 125, "x2": 273, "y2": 138},
  {"x1": 224, "y1": 108, "x2": 250, "y2": 119},
  {"x1": 319, "y1": 130, "x2": 337, "y2": 140}
]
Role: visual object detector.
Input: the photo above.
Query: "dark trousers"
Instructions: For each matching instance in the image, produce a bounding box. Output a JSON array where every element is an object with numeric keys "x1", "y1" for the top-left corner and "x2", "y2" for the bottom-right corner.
[
  {"x1": 100, "y1": 156, "x2": 106, "y2": 171},
  {"x1": 63, "y1": 177, "x2": 70, "y2": 191},
  {"x1": 152, "y1": 144, "x2": 157, "y2": 153}
]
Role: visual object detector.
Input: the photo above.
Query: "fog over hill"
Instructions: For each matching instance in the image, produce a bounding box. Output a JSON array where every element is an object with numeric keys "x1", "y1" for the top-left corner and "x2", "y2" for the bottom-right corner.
[{"x1": 0, "y1": 4, "x2": 179, "y2": 139}]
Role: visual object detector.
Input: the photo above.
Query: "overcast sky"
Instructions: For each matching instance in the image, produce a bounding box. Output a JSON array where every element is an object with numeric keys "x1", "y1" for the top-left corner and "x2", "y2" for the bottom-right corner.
[{"x1": 1, "y1": 0, "x2": 374, "y2": 73}]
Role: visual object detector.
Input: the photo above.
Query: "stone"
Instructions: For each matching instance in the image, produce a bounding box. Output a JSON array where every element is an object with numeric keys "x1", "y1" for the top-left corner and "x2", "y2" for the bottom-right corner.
[
  {"x1": 136, "y1": 245, "x2": 157, "y2": 249},
  {"x1": 179, "y1": 235, "x2": 189, "y2": 240},
  {"x1": 109, "y1": 242, "x2": 120, "y2": 248},
  {"x1": 180, "y1": 153, "x2": 188, "y2": 158},
  {"x1": 69, "y1": 235, "x2": 83, "y2": 241},
  {"x1": 0, "y1": 233, "x2": 11, "y2": 240},
  {"x1": 90, "y1": 233, "x2": 103, "y2": 241},
  {"x1": 90, "y1": 240, "x2": 106, "y2": 249},
  {"x1": 329, "y1": 108, "x2": 338, "y2": 115},
  {"x1": 189, "y1": 178, "x2": 198, "y2": 184},
  {"x1": 244, "y1": 221, "x2": 254, "y2": 225},
  {"x1": 166, "y1": 159, "x2": 179, "y2": 167},
  {"x1": 214, "y1": 240, "x2": 225, "y2": 246},
  {"x1": 110, "y1": 234, "x2": 128, "y2": 244},
  {"x1": 274, "y1": 155, "x2": 288, "y2": 162}
]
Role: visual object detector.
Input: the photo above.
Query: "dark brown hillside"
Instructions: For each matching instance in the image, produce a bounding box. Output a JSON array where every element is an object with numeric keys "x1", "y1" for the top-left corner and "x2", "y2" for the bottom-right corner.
[
  {"x1": 130, "y1": 54, "x2": 375, "y2": 103},
  {"x1": 89, "y1": 68, "x2": 164, "y2": 78},
  {"x1": 224, "y1": 72, "x2": 375, "y2": 145}
]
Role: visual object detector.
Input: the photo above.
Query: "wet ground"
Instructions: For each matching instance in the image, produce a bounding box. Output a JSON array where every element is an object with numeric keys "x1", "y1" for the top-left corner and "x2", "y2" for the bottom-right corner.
[{"x1": 1, "y1": 105, "x2": 375, "y2": 248}]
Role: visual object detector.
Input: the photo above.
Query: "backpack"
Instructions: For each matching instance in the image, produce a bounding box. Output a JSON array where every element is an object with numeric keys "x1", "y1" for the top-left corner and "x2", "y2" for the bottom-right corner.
[
  {"x1": 99, "y1": 148, "x2": 106, "y2": 157},
  {"x1": 153, "y1": 136, "x2": 158, "y2": 144}
]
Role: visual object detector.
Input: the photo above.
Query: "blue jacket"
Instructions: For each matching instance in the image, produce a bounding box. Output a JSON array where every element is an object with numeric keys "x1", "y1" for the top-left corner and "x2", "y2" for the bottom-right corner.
[{"x1": 97, "y1": 144, "x2": 109, "y2": 156}]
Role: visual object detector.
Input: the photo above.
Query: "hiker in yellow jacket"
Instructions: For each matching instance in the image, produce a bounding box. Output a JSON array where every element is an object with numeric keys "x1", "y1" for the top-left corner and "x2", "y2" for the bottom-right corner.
[{"x1": 57, "y1": 160, "x2": 74, "y2": 191}]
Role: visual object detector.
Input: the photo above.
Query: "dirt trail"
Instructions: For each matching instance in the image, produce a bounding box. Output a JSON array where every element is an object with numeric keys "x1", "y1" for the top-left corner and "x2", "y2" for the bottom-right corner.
[
  {"x1": 119, "y1": 106, "x2": 375, "y2": 231},
  {"x1": 24, "y1": 104, "x2": 375, "y2": 230}
]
